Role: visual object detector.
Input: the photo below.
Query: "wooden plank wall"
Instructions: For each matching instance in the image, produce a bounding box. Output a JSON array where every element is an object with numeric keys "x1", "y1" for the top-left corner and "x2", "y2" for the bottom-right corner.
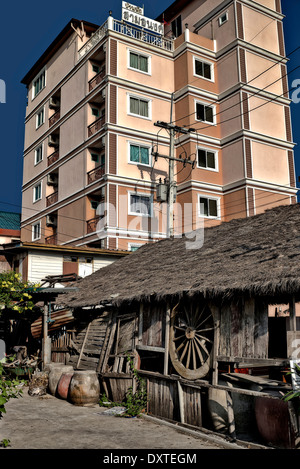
[
  {"x1": 141, "y1": 303, "x2": 165, "y2": 348},
  {"x1": 218, "y1": 298, "x2": 268, "y2": 359}
]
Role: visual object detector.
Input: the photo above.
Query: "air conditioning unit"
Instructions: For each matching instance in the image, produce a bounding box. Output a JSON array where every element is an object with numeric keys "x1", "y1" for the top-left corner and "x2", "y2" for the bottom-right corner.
[
  {"x1": 101, "y1": 88, "x2": 106, "y2": 99},
  {"x1": 48, "y1": 134, "x2": 59, "y2": 147},
  {"x1": 47, "y1": 173, "x2": 58, "y2": 186},
  {"x1": 46, "y1": 215, "x2": 57, "y2": 227},
  {"x1": 49, "y1": 97, "x2": 60, "y2": 109}
]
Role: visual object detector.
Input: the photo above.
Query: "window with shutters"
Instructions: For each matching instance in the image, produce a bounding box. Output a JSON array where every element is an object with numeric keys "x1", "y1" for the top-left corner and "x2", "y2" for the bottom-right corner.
[
  {"x1": 171, "y1": 15, "x2": 182, "y2": 37},
  {"x1": 198, "y1": 196, "x2": 220, "y2": 219},
  {"x1": 195, "y1": 101, "x2": 216, "y2": 124},
  {"x1": 129, "y1": 143, "x2": 150, "y2": 166},
  {"x1": 128, "y1": 95, "x2": 151, "y2": 119},
  {"x1": 197, "y1": 148, "x2": 218, "y2": 171},
  {"x1": 32, "y1": 221, "x2": 41, "y2": 240},
  {"x1": 129, "y1": 193, "x2": 152, "y2": 216},
  {"x1": 194, "y1": 58, "x2": 213, "y2": 81},
  {"x1": 32, "y1": 69, "x2": 46, "y2": 99},
  {"x1": 129, "y1": 50, "x2": 150, "y2": 74}
]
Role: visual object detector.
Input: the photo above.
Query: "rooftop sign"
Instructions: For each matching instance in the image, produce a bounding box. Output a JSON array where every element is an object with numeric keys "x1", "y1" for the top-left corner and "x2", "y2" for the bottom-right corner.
[{"x1": 122, "y1": 1, "x2": 164, "y2": 35}]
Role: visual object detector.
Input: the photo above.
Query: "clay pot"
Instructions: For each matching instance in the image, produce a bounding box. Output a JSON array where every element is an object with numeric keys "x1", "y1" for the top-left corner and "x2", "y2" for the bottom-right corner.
[
  {"x1": 48, "y1": 365, "x2": 74, "y2": 396},
  {"x1": 69, "y1": 370, "x2": 100, "y2": 406},
  {"x1": 57, "y1": 372, "x2": 74, "y2": 400}
]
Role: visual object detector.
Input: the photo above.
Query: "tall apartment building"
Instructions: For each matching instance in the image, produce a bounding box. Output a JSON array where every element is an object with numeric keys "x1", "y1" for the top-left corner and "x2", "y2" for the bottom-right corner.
[{"x1": 20, "y1": 0, "x2": 297, "y2": 253}]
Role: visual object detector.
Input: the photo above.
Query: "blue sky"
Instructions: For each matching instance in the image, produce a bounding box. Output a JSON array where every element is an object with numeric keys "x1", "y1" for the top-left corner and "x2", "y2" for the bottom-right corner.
[{"x1": 0, "y1": 0, "x2": 298, "y2": 213}]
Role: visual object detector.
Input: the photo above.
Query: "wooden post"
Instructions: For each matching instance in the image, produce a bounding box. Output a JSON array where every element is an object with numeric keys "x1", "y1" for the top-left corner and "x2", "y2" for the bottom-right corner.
[
  {"x1": 210, "y1": 303, "x2": 220, "y2": 386},
  {"x1": 164, "y1": 304, "x2": 170, "y2": 376},
  {"x1": 42, "y1": 302, "x2": 51, "y2": 368},
  {"x1": 289, "y1": 296, "x2": 297, "y2": 333},
  {"x1": 177, "y1": 380, "x2": 185, "y2": 424}
]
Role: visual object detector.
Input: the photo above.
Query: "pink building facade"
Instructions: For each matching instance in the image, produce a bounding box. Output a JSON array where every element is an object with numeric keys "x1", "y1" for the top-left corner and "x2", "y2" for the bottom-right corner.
[{"x1": 20, "y1": 0, "x2": 296, "y2": 252}]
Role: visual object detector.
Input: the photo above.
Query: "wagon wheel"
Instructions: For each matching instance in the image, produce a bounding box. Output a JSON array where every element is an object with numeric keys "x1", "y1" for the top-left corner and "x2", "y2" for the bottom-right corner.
[{"x1": 169, "y1": 301, "x2": 215, "y2": 380}]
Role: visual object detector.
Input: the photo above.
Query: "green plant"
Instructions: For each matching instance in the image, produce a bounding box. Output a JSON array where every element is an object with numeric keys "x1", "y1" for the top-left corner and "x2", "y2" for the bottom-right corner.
[
  {"x1": 0, "y1": 361, "x2": 24, "y2": 418},
  {"x1": 123, "y1": 354, "x2": 148, "y2": 417},
  {"x1": 0, "y1": 439, "x2": 10, "y2": 448},
  {"x1": 282, "y1": 363, "x2": 300, "y2": 403},
  {"x1": 0, "y1": 271, "x2": 40, "y2": 316},
  {"x1": 99, "y1": 354, "x2": 148, "y2": 417}
]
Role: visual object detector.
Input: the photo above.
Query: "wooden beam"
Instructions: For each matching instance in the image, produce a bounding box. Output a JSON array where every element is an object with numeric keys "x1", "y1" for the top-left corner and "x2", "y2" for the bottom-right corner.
[
  {"x1": 77, "y1": 322, "x2": 90, "y2": 369},
  {"x1": 177, "y1": 380, "x2": 185, "y2": 424},
  {"x1": 164, "y1": 304, "x2": 170, "y2": 376}
]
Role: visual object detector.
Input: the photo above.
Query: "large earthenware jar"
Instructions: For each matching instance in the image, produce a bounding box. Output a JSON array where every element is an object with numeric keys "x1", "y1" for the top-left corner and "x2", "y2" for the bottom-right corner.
[
  {"x1": 69, "y1": 370, "x2": 100, "y2": 406},
  {"x1": 48, "y1": 365, "x2": 74, "y2": 396},
  {"x1": 57, "y1": 371, "x2": 74, "y2": 400}
]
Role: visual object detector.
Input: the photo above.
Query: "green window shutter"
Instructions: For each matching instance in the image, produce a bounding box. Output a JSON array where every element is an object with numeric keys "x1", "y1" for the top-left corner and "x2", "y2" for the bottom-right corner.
[
  {"x1": 130, "y1": 52, "x2": 139, "y2": 69},
  {"x1": 130, "y1": 97, "x2": 139, "y2": 114},
  {"x1": 130, "y1": 145, "x2": 140, "y2": 162},
  {"x1": 140, "y1": 147, "x2": 149, "y2": 164},
  {"x1": 139, "y1": 55, "x2": 148, "y2": 73},
  {"x1": 139, "y1": 100, "x2": 148, "y2": 117}
]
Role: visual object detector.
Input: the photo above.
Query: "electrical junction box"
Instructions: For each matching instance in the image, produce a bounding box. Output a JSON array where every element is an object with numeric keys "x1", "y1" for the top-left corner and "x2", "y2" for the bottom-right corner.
[{"x1": 156, "y1": 183, "x2": 168, "y2": 202}]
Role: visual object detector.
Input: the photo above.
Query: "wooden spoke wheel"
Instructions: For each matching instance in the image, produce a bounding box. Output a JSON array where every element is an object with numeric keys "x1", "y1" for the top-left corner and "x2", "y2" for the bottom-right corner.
[{"x1": 169, "y1": 301, "x2": 214, "y2": 380}]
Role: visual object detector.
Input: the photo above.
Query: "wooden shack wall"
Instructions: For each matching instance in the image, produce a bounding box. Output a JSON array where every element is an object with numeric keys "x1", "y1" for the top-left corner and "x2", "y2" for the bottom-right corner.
[{"x1": 218, "y1": 298, "x2": 269, "y2": 359}]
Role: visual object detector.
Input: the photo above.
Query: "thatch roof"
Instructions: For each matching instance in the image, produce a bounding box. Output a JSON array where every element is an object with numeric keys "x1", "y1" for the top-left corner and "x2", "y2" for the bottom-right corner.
[{"x1": 60, "y1": 203, "x2": 300, "y2": 308}]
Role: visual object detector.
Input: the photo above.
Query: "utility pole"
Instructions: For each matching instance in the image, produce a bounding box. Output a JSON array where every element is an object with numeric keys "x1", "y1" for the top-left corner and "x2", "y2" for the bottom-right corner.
[{"x1": 153, "y1": 101, "x2": 196, "y2": 237}]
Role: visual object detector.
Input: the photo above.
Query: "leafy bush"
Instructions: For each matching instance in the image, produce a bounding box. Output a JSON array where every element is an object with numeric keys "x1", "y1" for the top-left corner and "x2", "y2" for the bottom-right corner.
[
  {"x1": 0, "y1": 361, "x2": 24, "y2": 418},
  {"x1": 0, "y1": 271, "x2": 39, "y2": 316}
]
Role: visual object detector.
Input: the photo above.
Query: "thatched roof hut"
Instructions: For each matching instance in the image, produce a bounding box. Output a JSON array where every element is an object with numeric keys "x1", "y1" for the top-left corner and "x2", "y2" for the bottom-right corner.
[
  {"x1": 61, "y1": 203, "x2": 300, "y2": 309},
  {"x1": 55, "y1": 205, "x2": 300, "y2": 448}
]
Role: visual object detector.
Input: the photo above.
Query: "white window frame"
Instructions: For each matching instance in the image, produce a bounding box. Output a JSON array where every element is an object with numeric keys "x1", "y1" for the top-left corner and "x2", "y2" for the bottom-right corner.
[
  {"x1": 33, "y1": 182, "x2": 42, "y2": 203},
  {"x1": 32, "y1": 221, "x2": 41, "y2": 241},
  {"x1": 32, "y1": 68, "x2": 46, "y2": 100},
  {"x1": 34, "y1": 143, "x2": 44, "y2": 165},
  {"x1": 129, "y1": 243, "x2": 143, "y2": 252},
  {"x1": 219, "y1": 11, "x2": 228, "y2": 26},
  {"x1": 198, "y1": 195, "x2": 220, "y2": 219},
  {"x1": 197, "y1": 146, "x2": 219, "y2": 172},
  {"x1": 128, "y1": 192, "x2": 153, "y2": 217},
  {"x1": 35, "y1": 106, "x2": 45, "y2": 129},
  {"x1": 128, "y1": 49, "x2": 151, "y2": 75},
  {"x1": 193, "y1": 56, "x2": 214, "y2": 82},
  {"x1": 128, "y1": 141, "x2": 151, "y2": 167},
  {"x1": 195, "y1": 100, "x2": 216, "y2": 125},
  {"x1": 128, "y1": 94, "x2": 152, "y2": 120}
]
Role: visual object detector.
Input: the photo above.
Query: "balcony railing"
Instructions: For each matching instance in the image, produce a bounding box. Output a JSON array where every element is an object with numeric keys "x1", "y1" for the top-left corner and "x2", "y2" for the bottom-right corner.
[
  {"x1": 88, "y1": 115, "x2": 105, "y2": 137},
  {"x1": 77, "y1": 17, "x2": 173, "y2": 62},
  {"x1": 87, "y1": 215, "x2": 104, "y2": 234},
  {"x1": 113, "y1": 19, "x2": 173, "y2": 51},
  {"x1": 45, "y1": 234, "x2": 57, "y2": 245},
  {"x1": 87, "y1": 165, "x2": 105, "y2": 184},
  {"x1": 49, "y1": 110, "x2": 60, "y2": 127},
  {"x1": 89, "y1": 69, "x2": 105, "y2": 91},
  {"x1": 46, "y1": 191, "x2": 58, "y2": 207},
  {"x1": 78, "y1": 23, "x2": 108, "y2": 60},
  {"x1": 48, "y1": 150, "x2": 59, "y2": 166}
]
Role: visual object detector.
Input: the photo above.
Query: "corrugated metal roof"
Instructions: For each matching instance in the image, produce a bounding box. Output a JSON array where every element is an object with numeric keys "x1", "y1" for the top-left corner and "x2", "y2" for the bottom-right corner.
[{"x1": 0, "y1": 211, "x2": 21, "y2": 230}]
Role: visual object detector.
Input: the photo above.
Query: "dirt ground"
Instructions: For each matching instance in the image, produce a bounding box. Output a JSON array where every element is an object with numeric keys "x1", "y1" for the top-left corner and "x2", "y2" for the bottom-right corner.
[{"x1": 0, "y1": 386, "x2": 240, "y2": 452}]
